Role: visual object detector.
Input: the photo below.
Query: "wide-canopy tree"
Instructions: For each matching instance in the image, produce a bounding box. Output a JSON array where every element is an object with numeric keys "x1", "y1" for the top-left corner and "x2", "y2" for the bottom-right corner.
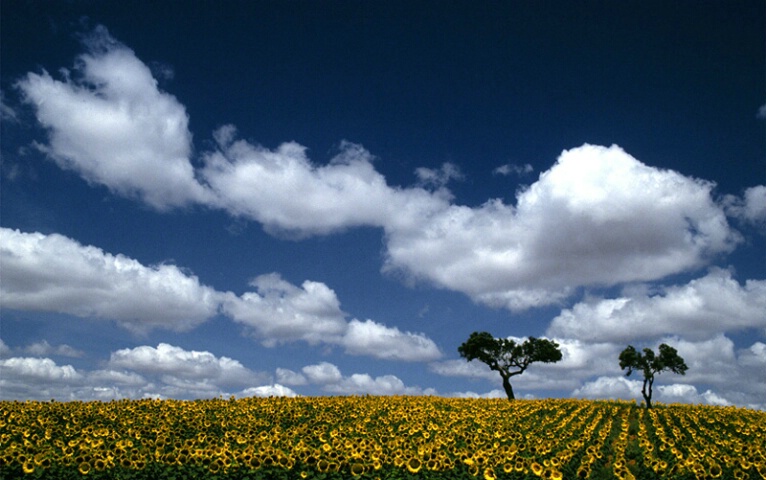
[
  {"x1": 458, "y1": 331, "x2": 562, "y2": 400},
  {"x1": 619, "y1": 343, "x2": 688, "y2": 409}
]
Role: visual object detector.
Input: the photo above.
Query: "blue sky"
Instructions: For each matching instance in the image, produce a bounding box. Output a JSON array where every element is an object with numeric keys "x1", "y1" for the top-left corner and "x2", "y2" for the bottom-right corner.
[{"x1": 1, "y1": 1, "x2": 765, "y2": 407}]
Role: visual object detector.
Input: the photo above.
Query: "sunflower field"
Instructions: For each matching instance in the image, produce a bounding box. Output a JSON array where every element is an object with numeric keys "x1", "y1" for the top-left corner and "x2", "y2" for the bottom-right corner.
[{"x1": 1, "y1": 396, "x2": 764, "y2": 479}]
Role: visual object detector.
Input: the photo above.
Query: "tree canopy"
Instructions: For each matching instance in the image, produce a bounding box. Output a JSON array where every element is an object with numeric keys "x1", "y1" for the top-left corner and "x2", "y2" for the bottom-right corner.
[
  {"x1": 458, "y1": 331, "x2": 562, "y2": 400},
  {"x1": 619, "y1": 343, "x2": 688, "y2": 408}
]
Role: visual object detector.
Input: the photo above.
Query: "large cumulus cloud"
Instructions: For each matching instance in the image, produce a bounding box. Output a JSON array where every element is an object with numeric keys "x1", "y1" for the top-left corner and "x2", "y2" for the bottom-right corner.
[{"x1": 384, "y1": 144, "x2": 739, "y2": 309}]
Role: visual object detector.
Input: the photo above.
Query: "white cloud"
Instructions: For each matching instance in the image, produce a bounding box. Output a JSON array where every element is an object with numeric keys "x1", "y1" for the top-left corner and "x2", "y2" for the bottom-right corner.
[
  {"x1": 656, "y1": 384, "x2": 732, "y2": 406},
  {"x1": 0, "y1": 357, "x2": 82, "y2": 382},
  {"x1": 202, "y1": 133, "x2": 444, "y2": 237},
  {"x1": 2, "y1": 227, "x2": 442, "y2": 361},
  {"x1": 568, "y1": 336, "x2": 765, "y2": 409},
  {"x1": 415, "y1": 162, "x2": 463, "y2": 188},
  {"x1": 325, "y1": 373, "x2": 436, "y2": 396},
  {"x1": 301, "y1": 362, "x2": 343, "y2": 385},
  {"x1": 670, "y1": 336, "x2": 765, "y2": 407},
  {"x1": 222, "y1": 273, "x2": 348, "y2": 346},
  {"x1": 340, "y1": 319, "x2": 442, "y2": 361},
  {"x1": 432, "y1": 339, "x2": 620, "y2": 380},
  {"x1": 0, "y1": 228, "x2": 223, "y2": 333},
  {"x1": 297, "y1": 361, "x2": 435, "y2": 395},
  {"x1": 572, "y1": 376, "x2": 643, "y2": 401},
  {"x1": 0, "y1": 344, "x2": 283, "y2": 400},
  {"x1": 0, "y1": 357, "x2": 85, "y2": 400},
  {"x1": 451, "y1": 390, "x2": 506, "y2": 399},
  {"x1": 87, "y1": 369, "x2": 146, "y2": 388},
  {"x1": 237, "y1": 384, "x2": 299, "y2": 398},
  {"x1": 551, "y1": 339, "x2": 620, "y2": 373},
  {"x1": 24, "y1": 340, "x2": 84, "y2": 358},
  {"x1": 12, "y1": 28, "x2": 446, "y2": 238},
  {"x1": 672, "y1": 335, "x2": 737, "y2": 380},
  {"x1": 434, "y1": 334, "x2": 766, "y2": 408},
  {"x1": 1, "y1": 89, "x2": 17, "y2": 122},
  {"x1": 224, "y1": 274, "x2": 442, "y2": 360},
  {"x1": 758, "y1": 103, "x2": 766, "y2": 119},
  {"x1": 493, "y1": 163, "x2": 533, "y2": 176},
  {"x1": 385, "y1": 144, "x2": 739, "y2": 310},
  {"x1": 432, "y1": 338, "x2": 622, "y2": 395},
  {"x1": 573, "y1": 376, "x2": 734, "y2": 407},
  {"x1": 517, "y1": 339, "x2": 623, "y2": 392},
  {"x1": 16, "y1": 26, "x2": 211, "y2": 210},
  {"x1": 275, "y1": 368, "x2": 308, "y2": 386},
  {"x1": 107, "y1": 343, "x2": 264, "y2": 387},
  {"x1": 724, "y1": 185, "x2": 766, "y2": 227},
  {"x1": 738, "y1": 342, "x2": 766, "y2": 368},
  {"x1": 547, "y1": 269, "x2": 766, "y2": 342},
  {"x1": 0, "y1": 338, "x2": 12, "y2": 357},
  {"x1": 429, "y1": 358, "x2": 497, "y2": 381}
]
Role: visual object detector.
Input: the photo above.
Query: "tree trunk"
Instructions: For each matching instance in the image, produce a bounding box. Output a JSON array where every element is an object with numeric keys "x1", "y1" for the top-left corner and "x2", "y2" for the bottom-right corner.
[
  {"x1": 501, "y1": 374, "x2": 515, "y2": 400},
  {"x1": 642, "y1": 376, "x2": 653, "y2": 409}
]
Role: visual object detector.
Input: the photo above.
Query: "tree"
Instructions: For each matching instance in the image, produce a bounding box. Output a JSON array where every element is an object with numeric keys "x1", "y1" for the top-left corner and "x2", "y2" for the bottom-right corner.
[
  {"x1": 619, "y1": 343, "x2": 688, "y2": 409},
  {"x1": 458, "y1": 331, "x2": 563, "y2": 400}
]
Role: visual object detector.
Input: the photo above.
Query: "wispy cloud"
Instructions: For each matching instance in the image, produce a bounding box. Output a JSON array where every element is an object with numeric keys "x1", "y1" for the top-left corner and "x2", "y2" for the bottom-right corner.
[
  {"x1": 493, "y1": 163, "x2": 533, "y2": 176},
  {"x1": 723, "y1": 185, "x2": 766, "y2": 227},
  {"x1": 24, "y1": 340, "x2": 85, "y2": 358},
  {"x1": 415, "y1": 162, "x2": 464, "y2": 188},
  {"x1": 0, "y1": 89, "x2": 18, "y2": 122}
]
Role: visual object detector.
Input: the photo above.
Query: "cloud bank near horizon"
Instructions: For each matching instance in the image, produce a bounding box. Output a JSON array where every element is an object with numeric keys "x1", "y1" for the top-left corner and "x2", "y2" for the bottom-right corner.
[
  {"x1": 0, "y1": 227, "x2": 442, "y2": 363},
  {"x1": 0, "y1": 339, "x2": 439, "y2": 401},
  {"x1": 3, "y1": 333, "x2": 762, "y2": 408}
]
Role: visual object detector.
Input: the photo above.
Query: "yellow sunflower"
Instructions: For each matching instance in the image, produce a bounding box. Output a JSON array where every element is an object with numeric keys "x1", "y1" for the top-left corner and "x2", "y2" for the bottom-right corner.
[
  {"x1": 350, "y1": 463, "x2": 366, "y2": 476},
  {"x1": 406, "y1": 457, "x2": 422, "y2": 474}
]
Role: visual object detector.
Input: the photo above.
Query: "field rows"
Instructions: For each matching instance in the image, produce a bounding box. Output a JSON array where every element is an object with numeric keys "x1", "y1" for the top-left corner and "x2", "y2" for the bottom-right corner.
[{"x1": 1, "y1": 396, "x2": 764, "y2": 479}]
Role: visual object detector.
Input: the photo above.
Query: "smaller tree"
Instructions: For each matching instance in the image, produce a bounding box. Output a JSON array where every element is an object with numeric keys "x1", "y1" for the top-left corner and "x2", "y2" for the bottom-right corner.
[
  {"x1": 458, "y1": 331, "x2": 562, "y2": 400},
  {"x1": 619, "y1": 343, "x2": 688, "y2": 409}
]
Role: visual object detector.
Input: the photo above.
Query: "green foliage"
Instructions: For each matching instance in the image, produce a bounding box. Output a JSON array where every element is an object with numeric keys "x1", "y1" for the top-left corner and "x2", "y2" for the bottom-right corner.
[
  {"x1": 458, "y1": 332, "x2": 563, "y2": 371},
  {"x1": 619, "y1": 344, "x2": 688, "y2": 409},
  {"x1": 619, "y1": 344, "x2": 688, "y2": 379},
  {"x1": 458, "y1": 331, "x2": 563, "y2": 400}
]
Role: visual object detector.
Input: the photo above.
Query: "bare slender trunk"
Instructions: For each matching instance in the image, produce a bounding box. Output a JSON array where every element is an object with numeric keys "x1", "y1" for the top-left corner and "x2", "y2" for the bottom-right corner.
[
  {"x1": 502, "y1": 374, "x2": 515, "y2": 401},
  {"x1": 642, "y1": 376, "x2": 654, "y2": 409}
]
